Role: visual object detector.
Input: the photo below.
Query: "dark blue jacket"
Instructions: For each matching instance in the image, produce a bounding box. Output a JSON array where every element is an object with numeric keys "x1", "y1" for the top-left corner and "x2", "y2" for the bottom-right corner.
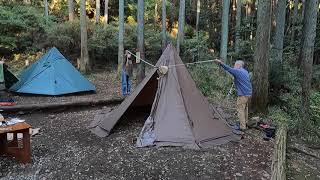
[{"x1": 221, "y1": 64, "x2": 252, "y2": 96}]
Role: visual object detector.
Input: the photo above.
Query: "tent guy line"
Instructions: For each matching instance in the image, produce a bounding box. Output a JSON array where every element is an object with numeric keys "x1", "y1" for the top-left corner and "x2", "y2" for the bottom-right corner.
[
  {"x1": 126, "y1": 51, "x2": 157, "y2": 68},
  {"x1": 168, "y1": 59, "x2": 219, "y2": 68},
  {"x1": 126, "y1": 50, "x2": 219, "y2": 69}
]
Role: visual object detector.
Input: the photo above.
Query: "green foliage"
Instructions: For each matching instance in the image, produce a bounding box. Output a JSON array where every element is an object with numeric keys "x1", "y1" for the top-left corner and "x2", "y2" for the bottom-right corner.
[
  {"x1": 268, "y1": 107, "x2": 290, "y2": 125},
  {"x1": 189, "y1": 64, "x2": 231, "y2": 102},
  {"x1": 144, "y1": 25, "x2": 162, "y2": 63},
  {"x1": 45, "y1": 20, "x2": 81, "y2": 55},
  {"x1": 312, "y1": 65, "x2": 320, "y2": 89},
  {"x1": 180, "y1": 31, "x2": 213, "y2": 63},
  {"x1": 310, "y1": 92, "x2": 320, "y2": 125},
  {"x1": 88, "y1": 22, "x2": 119, "y2": 63},
  {"x1": 0, "y1": 4, "x2": 49, "y2": 53}
]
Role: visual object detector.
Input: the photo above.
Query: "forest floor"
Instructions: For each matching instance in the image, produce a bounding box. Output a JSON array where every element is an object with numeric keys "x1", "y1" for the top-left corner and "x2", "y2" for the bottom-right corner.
[{"x1": 0, "y1": 69, "x2": 319, "y2": 180}]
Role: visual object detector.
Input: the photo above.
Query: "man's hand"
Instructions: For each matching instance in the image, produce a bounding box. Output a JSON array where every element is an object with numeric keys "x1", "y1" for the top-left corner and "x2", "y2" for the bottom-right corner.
[{"x1": 213, "y1": 59, "x2": 223, "y2": 64}]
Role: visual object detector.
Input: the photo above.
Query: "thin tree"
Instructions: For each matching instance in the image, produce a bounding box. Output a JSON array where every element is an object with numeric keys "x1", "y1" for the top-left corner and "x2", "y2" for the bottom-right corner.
[
  {"x1": 252, "y1": 0, "x2": 272, "y2": 113},
  {"x1": 301, "y1": 0, "x2": 306, "y2": 21},
  {"x1": 118, "y1": 0, "x2": 124, "y2": 74},
  {"x1": 44, "y1": 0, "x2": 49, "y2": 21},
  {"x1": 195, "y1": 0, "x2": 200, "y2": 61},
  {"x1": 68, "y1": 0, "x2": 74, "y2": 21},
  {"x1": 161, "y1": 0, "x2": 167, "y2": 51},
  {"x1": 235, "y1": 0, "x2": 242, "y2": 54},
  {"x1": 272, "y1": 0, "x2": 286, "y2": 63},
  {"x1": 154, "y1": 1, "x2": 158, "y2": 25},
  {"x1": 80, "y1": 0, "x2": 91, "y2": 73},
  {"x1": 290, "y1": 0, "x2": 299, "y2": 45},
  {"x1": 137, "y1": 0, "x2": 145, "y2": 83},
  {"x1": 96, "y1": 0, "x2": 101, "y2": 24},
  {"x1": 299, "y1": 0, "x2": 319, "y2": 127},
  {"x1": 104, "y1": 0, "x2": 109, "y2": 28},
  {"x1": 220, "y1": 0, "x2": 230, "y2": 62},
  {"x1": 177, "y1": 0, "x2": 185, "y2": 54},
  {"x1": 196, "y1": 0, "x2": 200, "y2": 38},
  {"x1": 24, "y1": 0, "x2": 31, "y2": 4},
  {"x1": 244, "y1": 0, "x2": 252, "y2": 40}
]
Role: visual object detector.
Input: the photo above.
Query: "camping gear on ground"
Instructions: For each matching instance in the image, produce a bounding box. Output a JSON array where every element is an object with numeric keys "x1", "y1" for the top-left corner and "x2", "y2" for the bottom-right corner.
[
  {"x1": 0, "y1": 98, "x2": 16, "y2": 106},
  {"x1": 10, "y1": 47, "x2": 96, "y2": 95},
  {"x1": 0, "y1": 62, "x2": 19, "y2": 90},
  {"x1": 256, "y1": 121, "x2": 277, "y2": 140},
  {"x1": 89, "y1": 44, "x2": 239, "y2": 148}
]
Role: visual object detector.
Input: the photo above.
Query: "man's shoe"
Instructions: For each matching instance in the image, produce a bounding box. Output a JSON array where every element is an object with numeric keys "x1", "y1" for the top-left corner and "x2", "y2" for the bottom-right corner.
[{"x1": 232, "y1": 129, "x2": 244, "y2": 135}]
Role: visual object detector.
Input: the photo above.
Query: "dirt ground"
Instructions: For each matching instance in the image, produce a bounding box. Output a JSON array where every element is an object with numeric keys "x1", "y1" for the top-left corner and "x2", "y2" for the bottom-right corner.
[{"x1": 1, "y1": 106, "x2": 274, "y2": 180}]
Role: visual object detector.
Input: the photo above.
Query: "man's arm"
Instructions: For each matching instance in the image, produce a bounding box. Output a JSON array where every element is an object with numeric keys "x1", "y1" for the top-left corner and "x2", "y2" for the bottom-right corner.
[{"x1": 213, "y1": 59, "x2": 239, "y2": 75}]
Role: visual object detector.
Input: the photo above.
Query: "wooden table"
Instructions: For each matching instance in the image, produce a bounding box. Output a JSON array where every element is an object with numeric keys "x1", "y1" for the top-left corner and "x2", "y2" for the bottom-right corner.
[{"x1": 0, "y1": 122, "x2": 31, "y2": 163}]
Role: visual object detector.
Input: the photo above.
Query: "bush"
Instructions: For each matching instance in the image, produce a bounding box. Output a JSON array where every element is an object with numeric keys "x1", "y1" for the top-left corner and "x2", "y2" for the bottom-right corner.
[
  {"x1": 0, "y1": 4, "x2": 49, "y2": 54},
  {"x1": 311, "y1": 92, "x2": 320, "y2": 126},
  {"x1": 45, "y1": 20, "x2": 81, "y2": 57},
  {"x1": 88, "y1": 22, "x2": 119, "y2": 64},
  {"x1": 180, "y1": 31, "x2": 214, "y2": 63},
  {"x1": 188, "y1": 64, "x2": 233, "y2": 103},
  {"x1": 268, "y1": 107, "x2": 289, "y2": 125},
  {"x1": 312, "y1": 65, "x2": 320, "y2": 90}
]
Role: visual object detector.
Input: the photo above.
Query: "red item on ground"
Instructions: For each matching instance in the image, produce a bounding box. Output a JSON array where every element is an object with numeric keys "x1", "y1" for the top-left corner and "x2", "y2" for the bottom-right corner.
[{"x1": 0, "y1": 102, "x2": 16, "y2": 106}]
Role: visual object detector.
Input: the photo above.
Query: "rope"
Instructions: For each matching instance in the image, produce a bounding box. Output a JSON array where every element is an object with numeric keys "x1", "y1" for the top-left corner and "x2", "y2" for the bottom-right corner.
[
  {"x1": 126, "y1": 50, "x2": 219, "y2": 69},
  {"x1": 168, "y1": 59, "x2": 218, "y2": 68},
  {"x1": 227, "y1": 83, "x2": 234, "y2": 98}
]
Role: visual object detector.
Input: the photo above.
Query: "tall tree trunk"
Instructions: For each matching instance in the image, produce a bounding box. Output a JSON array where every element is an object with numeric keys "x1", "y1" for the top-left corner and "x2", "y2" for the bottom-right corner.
[
  {"x1": 250, "y1": 0, "x2": 256, "y2": 41},
  {"x1": 104, "y1": 0, "x2": 109, "y2": 28},
  {"x1": 68, "y1": 0, "x2": 74, "y2": 21},
  {"x1": 301, "y1": 0, "x2": 306, "y2": 21},
  {"x1": 272, "y1": 0, "x2": 286, "y2": 63},
  {"x1": 290, "y1": 0, "x2": 299, "y2": 45},
  {"x1": 137, "y1": 0, "x2": 145, "y2": 83},
  {"x1": 96, "y1": 0, "x2": 101, "y2": 24},
  {"x1": 220, "y1": 0, "x2": 230, "y2": 62},
  {"x1": 118, "y1": 0, "x2": 124, "y2": 74},
  {"x1": 235, "y1": 0, "x2": 242, "y2": 54},
  {"x1": 299, "y1": 0, "x2": 319, "y2": 127},
  {"x1": 298, "y1": 0, "x2": 307, "y2": 66},
  {"x1": 252, "y1": 0, "x2": 272, "y2": 113},
  {"x1": 196, "y1": 0, "x2": 200, "y2": 36},
  {"x1": 177, "y1": 0, "x2": 185, "y2": 54},
  {"x1": 44, "y1": 0, "x2": 49, "y2": 20},
  {"x1": 230, "y1": 0, "x2": 236, "y2": 47},
  {"x1": 154, "y1": 2, "x2": 158, "y2": 25},
  {"x1": 161, "y1": 0, "x2": 167, "y2": 51},
  {"x1": 24, "y1": 0, "x2": 31, "y2": 4},
  {"x1": 80, "y1": 0, "x2": 91, "y2": 73},
  {"x1": 195, "y1": 0, "x2": 201, "y2": 61}
]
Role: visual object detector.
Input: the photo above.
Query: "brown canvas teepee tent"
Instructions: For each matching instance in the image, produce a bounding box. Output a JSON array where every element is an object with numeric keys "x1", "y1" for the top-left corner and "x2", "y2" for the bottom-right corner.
[{"x1": 89, "y1": 45, "x2": 238, "y2": 148}]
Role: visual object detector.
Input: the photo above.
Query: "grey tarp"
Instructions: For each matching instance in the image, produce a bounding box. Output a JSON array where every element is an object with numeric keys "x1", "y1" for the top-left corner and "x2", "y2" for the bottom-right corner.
[{"x1": 90, "y1": 44, "x2": 238, "y2": 148}]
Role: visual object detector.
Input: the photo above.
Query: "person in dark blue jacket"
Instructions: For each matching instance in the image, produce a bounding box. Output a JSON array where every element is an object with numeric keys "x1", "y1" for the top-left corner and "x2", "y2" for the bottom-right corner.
[{"x1": 214, "y1": 59, "x2": 252, "y2": 131}]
